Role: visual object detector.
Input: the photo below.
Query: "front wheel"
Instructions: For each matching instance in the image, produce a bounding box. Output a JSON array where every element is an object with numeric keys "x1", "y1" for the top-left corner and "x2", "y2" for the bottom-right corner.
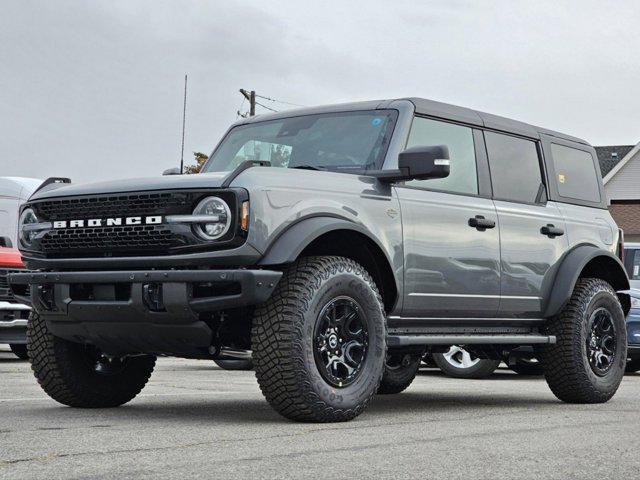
[
  {"x1": 28, "y1": 312, "x2": 156, "y2": 408},
  {"x1": 252, "y1": 256, "x2": 386, "y2": 422},
  {"x1": 538, "y1": 278, "x2": 626, "y2": 403},
  {"x1": 433, "y1": 346, "x2": 500, "y2": 379}
]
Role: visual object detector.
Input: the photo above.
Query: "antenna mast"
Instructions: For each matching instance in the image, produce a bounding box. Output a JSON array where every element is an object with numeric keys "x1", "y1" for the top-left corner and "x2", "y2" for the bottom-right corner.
[{"x1": 180, "y1": 75, "x2": 188, "y2": 174}]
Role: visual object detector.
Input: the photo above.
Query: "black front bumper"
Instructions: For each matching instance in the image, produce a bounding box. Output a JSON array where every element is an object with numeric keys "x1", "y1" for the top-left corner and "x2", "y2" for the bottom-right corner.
[{"x1": 9, "y1": 269, "x2": 281, "y2": 355}]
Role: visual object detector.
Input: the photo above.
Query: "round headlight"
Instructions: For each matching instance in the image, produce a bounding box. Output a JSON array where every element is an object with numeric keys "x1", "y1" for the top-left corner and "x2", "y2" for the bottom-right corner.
[
  {"x1": 193, "y1": 197, "x2": 231, "y2": 240},
  {"x1": 19, "y1": 208, "x2": 39, "y2": 246}
]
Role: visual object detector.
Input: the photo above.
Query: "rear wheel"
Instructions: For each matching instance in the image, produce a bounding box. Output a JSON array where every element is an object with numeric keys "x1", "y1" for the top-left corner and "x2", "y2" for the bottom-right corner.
[
  {"x1": 378, "y1": 351, "x2": 422, "y2": 394},
  {"x1": 538, "y1": 278, "x2": 626, "y2": 403},
  {"x1": 9, "y1": 343, "x2": 28, "y2": 360},
  {"x1": 252, "y1": 256, "x2": 386, "y2": 422},
  {"x1": 28, "y1": 311, "x2": 156, "y2": 407},
  {"x1": 433, "y1": 346, "x2": 500, "y2": 379}
]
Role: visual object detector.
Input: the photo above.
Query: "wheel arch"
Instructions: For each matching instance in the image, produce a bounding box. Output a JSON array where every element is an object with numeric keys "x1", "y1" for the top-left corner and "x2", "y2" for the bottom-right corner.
[
  {"x1": 258, "y1": 216, "x2": 399, "y2": 312},
  {"x1": 543, "y1": 245, "x2": 630, "y2": 318}
]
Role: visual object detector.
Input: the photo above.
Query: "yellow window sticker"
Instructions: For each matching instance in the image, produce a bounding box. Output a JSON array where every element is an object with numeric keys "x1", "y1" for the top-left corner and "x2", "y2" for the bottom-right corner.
[{"x1": 558, "y1": 174, "x2": 566, "y2": 183}]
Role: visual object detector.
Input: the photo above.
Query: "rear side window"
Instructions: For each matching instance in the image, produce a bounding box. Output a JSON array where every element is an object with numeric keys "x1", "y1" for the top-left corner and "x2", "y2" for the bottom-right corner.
[
  {"x1": 405, "y1": 117, "x2": 478, "y2": 195},
  {"x1": 484, "y1": 132, "x2": 543, "y2": 204},
  {"x1": 550, "y1": 144, "x2": 601, "y2": 203}
]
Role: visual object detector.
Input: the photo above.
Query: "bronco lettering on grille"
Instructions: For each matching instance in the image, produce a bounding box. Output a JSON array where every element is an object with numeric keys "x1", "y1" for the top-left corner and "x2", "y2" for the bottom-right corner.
[{"x1": 52, "y1": 216, "x2": 163, "y2": 229}]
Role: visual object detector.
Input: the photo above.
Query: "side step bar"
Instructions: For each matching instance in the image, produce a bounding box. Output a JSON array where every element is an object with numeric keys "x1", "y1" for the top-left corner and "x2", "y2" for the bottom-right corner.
[{"x1": 387, "y1": 334, "x2": 556, "y2": 347}]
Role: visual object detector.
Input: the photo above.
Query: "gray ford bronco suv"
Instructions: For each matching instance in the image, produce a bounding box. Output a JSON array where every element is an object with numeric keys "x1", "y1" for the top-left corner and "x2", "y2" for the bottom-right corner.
[{"x1": 11, "y1": 98, "x2": 631, "y2": 422}]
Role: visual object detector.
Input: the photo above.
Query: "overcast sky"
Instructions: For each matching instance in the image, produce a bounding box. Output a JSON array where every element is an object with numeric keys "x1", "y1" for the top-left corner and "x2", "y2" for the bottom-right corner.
[{"x1": 1, "y1": 0, "x2": 639, "y2": 183}]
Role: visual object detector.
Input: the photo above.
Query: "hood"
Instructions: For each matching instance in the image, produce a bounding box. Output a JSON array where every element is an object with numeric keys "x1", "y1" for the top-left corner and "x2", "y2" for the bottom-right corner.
[{"x1": 29, "y1": 171, "x2": 231, "y2": 201}]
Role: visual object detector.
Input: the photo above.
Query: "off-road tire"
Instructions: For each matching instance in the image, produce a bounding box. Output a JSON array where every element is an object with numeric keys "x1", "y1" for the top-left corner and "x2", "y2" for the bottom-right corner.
[
  {"x1": 214, "y1": 359, "x2": 254, "y2": 371},
  {"x1": 9, "y1": 343, "x2": 28, "y2": 360},
  {"x1": 625, "y1": 359, "x2": 640, "y2": 374},
  {"x1": 27, "y1": 311, "x2": 156, "y2": 408},
  {"x1": 538, "y1": 278, "x2": 626, "y2": 403},
  {"x1": 251, "y1": 256, "x2": 386, "y2": 422},
  {"x1": 433, "y1": 350, "x2": 500, "y2": 379},
  {"x1": 378, "y1": 352, "x2": 421, "y2": 394}
]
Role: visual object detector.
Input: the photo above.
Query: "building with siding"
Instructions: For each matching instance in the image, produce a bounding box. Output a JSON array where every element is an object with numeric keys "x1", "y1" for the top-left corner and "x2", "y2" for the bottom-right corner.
[{"x1": 595, "y1": 143, "x2": 640, "y2": 242}]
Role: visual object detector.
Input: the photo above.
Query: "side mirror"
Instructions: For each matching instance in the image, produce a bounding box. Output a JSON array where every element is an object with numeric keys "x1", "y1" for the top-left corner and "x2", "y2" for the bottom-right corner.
[
  {"x1": 398, "y1": 145, "x2": 450, "y2": 181},
  {"x1": 369, "y1": 145, "x2": 450, "y2": 183},
  {"x1": 163, "y1": 167, "x2": 181, "y2": 176}
]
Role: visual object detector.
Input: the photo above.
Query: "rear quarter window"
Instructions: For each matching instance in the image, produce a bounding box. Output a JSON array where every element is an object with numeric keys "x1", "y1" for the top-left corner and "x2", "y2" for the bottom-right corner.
[{"x1": 550, "y1": 144, "x2": 601, "y2": 203}]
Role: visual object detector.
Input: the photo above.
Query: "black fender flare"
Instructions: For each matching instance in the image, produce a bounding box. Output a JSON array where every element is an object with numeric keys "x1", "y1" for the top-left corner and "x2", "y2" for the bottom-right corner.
[
  {"x1": 543, "y1": 245, "x2": 630, "y2": 318},
  {"x1": 258, "y1": 216, "x2": 392, "y2": 267}
]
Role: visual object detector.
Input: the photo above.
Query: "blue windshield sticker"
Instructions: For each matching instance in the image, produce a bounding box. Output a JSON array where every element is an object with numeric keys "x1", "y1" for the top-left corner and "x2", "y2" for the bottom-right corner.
[{"x1": 371, "y1": 118, "x2": 382, "y2": 126}]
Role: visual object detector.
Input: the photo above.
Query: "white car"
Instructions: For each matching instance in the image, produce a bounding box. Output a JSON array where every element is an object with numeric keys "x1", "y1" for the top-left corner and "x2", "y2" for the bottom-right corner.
[{"x1": 0, "y1": 177, "x2": 42, "y2": 358}]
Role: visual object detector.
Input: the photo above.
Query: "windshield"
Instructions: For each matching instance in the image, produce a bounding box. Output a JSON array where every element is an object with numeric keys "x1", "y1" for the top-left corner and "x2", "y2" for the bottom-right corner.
[{"x1": 203, "y1": 109, "x2": 398, "y2": 173}]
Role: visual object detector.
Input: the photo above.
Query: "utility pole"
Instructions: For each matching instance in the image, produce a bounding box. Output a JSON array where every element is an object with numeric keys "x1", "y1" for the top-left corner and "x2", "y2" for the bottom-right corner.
[{"x1": 239, "y1": 89, "x2": 256, "y2": 116}]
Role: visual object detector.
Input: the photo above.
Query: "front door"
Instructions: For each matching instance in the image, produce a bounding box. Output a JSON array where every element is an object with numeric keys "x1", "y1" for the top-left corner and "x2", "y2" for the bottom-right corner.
[{"x1": 397, "y1": 116, "x2": 501, "y2": 319}]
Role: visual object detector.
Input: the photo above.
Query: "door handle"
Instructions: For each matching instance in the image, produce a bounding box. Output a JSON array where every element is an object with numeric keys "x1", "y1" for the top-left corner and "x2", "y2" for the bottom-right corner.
[
  {"x1": 468, "y1": 215, "x2": 496, "y2": 231},
  {"x1": 540, "y1": 224, "x2": 564, "y2": 238}
]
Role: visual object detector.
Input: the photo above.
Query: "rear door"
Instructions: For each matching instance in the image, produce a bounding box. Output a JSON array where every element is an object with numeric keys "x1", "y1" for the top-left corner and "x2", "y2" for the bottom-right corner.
[
  {"x1": 484, "y1": 131, "x2": 569, "y2": 318},
  {"x1": 396, "y1": 116, "x2": 501, "y2": 319}
]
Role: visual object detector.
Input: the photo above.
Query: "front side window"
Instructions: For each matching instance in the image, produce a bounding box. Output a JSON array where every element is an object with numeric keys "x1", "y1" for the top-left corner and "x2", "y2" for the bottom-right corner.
[
  {"x1": 203, "y1": 110, "x2": 398, "y2": 173},
  {"x1": 485, "y1": 132, "x2": 543, "y2": 204},
  {"x1": 551, "y1": 143, "x2": 601, "y2": 203},
  {"x1": 404, "y1": 117, "x2": 478, "y2": 195}
]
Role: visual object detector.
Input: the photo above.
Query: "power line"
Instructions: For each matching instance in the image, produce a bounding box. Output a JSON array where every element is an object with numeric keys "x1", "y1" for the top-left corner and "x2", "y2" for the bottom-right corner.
[
  {"x1": 254, "y1": 94, "x2": 306, "y2": 107},
  {"x1": 254, "y1": 100, "x2": 278, "y2": 112},
  {"x1": 238, "y1": 89, "x2": 304, "y2": 117},
  {"x1": 236, "y1": 96, "x2": 247, "y2": 119}
]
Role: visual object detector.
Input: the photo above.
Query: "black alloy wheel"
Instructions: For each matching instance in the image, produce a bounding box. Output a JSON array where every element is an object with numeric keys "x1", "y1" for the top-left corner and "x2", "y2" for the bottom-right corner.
[
  {"x1": 314, "y1": 296, "x2": 368, "y2": 388},
  {"x1": 586, "y1": 307, "x2": 618, "y2": 376}
]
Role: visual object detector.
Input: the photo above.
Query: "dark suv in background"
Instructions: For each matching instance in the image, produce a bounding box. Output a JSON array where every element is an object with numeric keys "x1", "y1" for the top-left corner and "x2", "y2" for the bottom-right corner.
[{"x1": 11, "y1": 98, "x2": 630, "y2": 422}]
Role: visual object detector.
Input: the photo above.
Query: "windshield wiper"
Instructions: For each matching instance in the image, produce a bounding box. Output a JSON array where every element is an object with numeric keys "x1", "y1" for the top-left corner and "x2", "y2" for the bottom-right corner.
[{"x1": 290, "y1": 165, "x2": 328, "y2": 171}]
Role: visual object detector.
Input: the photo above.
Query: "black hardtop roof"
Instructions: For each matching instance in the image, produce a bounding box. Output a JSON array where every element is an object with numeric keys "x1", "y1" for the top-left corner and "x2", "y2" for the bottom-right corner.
[{"x1": 236, "y1": 97, "x2": 589, "y2": 146}]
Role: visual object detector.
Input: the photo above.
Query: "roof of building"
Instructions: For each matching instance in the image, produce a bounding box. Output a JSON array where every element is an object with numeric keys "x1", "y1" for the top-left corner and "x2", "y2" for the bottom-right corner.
[{"x1": 594, "y1": 145, "x2": 636, "y2": 177}]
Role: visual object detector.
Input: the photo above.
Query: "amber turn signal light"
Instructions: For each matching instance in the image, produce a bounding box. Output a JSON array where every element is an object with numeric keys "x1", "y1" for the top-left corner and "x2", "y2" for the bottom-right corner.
[{"x1": 241, "y1": 201, "x2": 249, "y2": 231}]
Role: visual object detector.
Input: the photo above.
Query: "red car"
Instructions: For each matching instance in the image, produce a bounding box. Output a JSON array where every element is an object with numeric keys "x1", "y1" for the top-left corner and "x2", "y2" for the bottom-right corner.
[{"x1": 0, "y1": 247, "x2": 30, "y2": 359}]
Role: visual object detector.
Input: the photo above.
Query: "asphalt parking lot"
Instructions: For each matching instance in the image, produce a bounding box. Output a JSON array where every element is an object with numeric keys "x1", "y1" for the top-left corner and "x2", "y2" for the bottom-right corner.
[{"x1": 1, "y1": 346, "x2": 639, "y2": 480}]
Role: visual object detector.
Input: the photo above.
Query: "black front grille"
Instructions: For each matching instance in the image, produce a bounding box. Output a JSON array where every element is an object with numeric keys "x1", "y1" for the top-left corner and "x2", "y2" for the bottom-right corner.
[
  {"x1": 26, "y1": 189, "x2": 246, "y2": 258},
  {"x1": 40, "y1": 225, "x2": 176, "y2": 254},
  {"x1": 34, "y1": 191, "x2": 193, "y2": 221},
  {"x1": 0, "y1": 269, "x2": 21, "y2": 302}
]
